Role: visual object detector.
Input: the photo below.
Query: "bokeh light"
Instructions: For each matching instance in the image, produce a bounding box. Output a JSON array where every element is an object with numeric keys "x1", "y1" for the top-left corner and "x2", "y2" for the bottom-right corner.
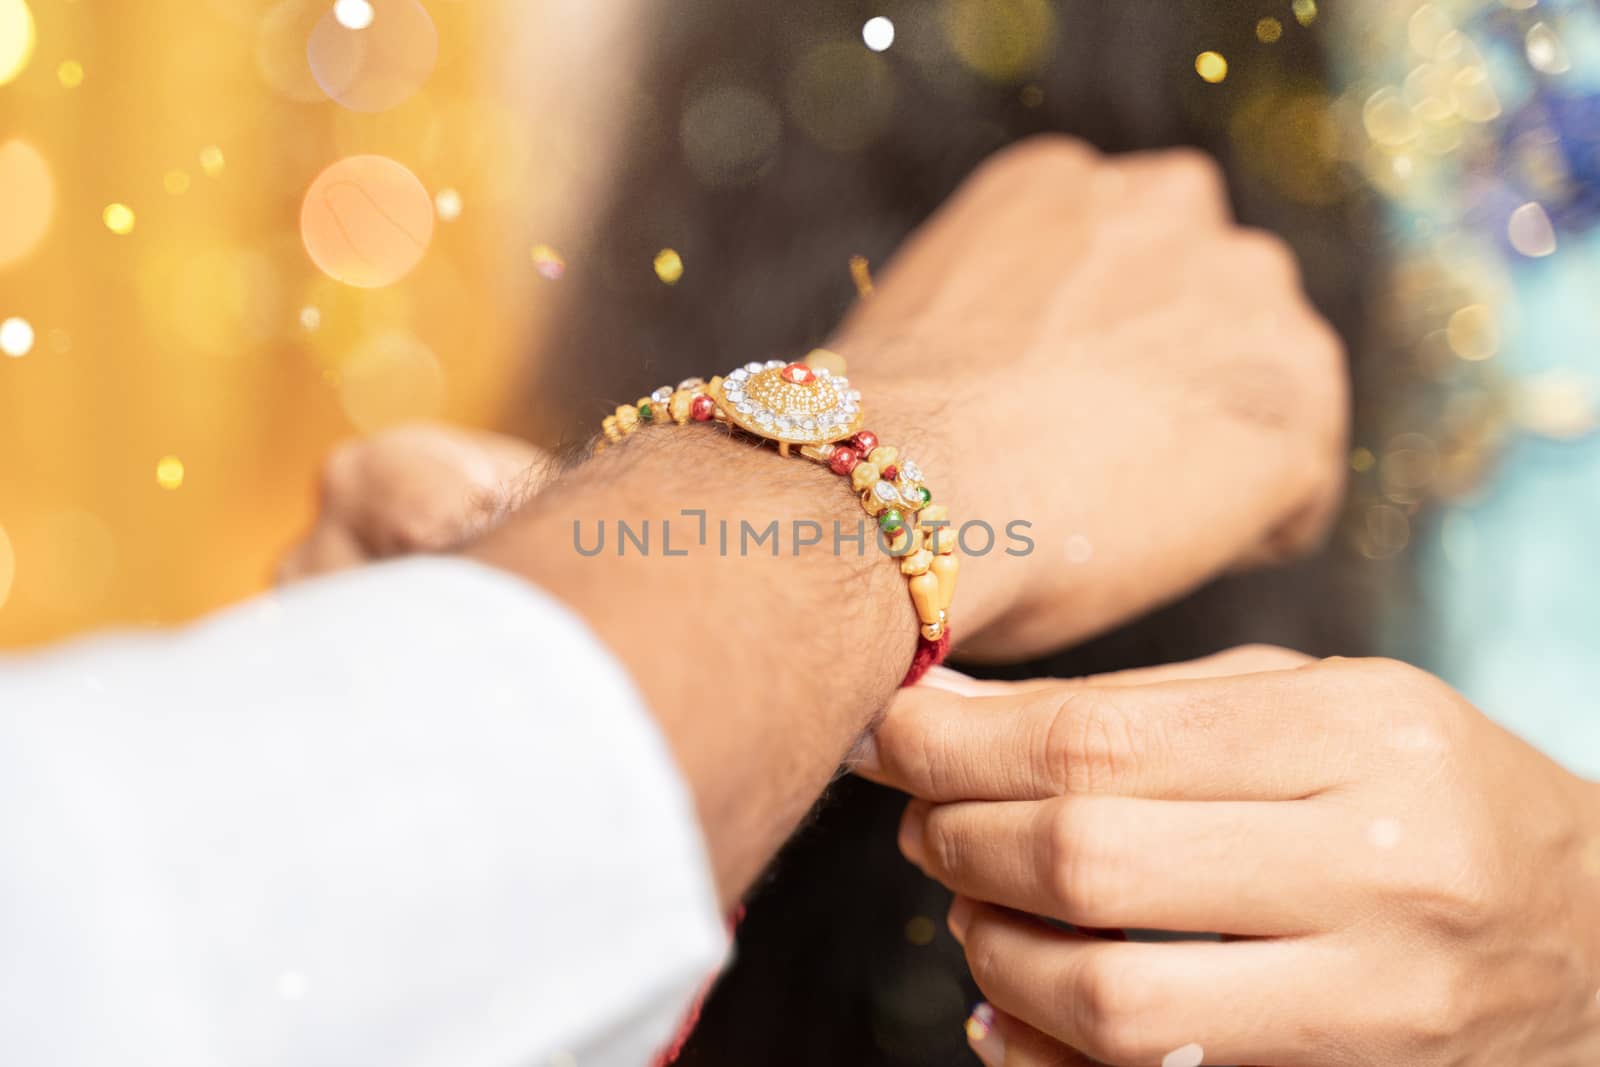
[
  {"x1": 0, "y1": 0, "x2": 35, "y2": 87},
  {"x1": 680, "y1": 84, "x2": 782, "y2": 189},
  {"x1": 155, "y1": 455, "x2": 186, "y2": 490},
  {"x1": 334, "y1": 0, "x2": 374, "y2": 31},
  {"x1": 1447, "y1": 304, "x2": 1498, "y2": 361},
  {"x1": 0, "y1": 139, "x2": 54, "y2": 267},
  {"x1": 256, "y1": 0, "x2": 340, "y2": 103},
  {"x1": 942, "y1": 0, "x2": 1054, "y2": 83},
  {"x1": 57, "y1": 59, "x2": 83, "y2": 88},
  {"x1": 1256, "y1": 18, "x2": 1283, "y2": 45},
  {"x1": 164, "y1": 170, "x2": 191, "y2": 195},
  {"x1": 1507, "y1": 202, "x2": 1557, "y2": 258},
  {"x1": 300, "y1": 154, "x2": 434, "y2": 288},
  {"x1": 531, "y1": 243, "x2": 565, "y2": 280},
  {"x1": 653, "y1": 248, "x2": 684, "y2": 285},
  {"x1": 0, "y1": 523, "x2": 13, "y2": 613},
  {"x1": 1292, "y1": 0, "x2": 1317, "y2": 27},
  {"x1": 786, "y1": 42, "x2": 896, "y2": 153},
  {"x1": 1195, "y1": 52, "x2": 1228, "y2": 84},
  {"x1": 337, "y1": 330, "x2": 444, "y2": 432},
  {"x1": 0, "y1": 316, "x2": 33, "y2": 357},
  {"x1": 862, "y1": 16, "x2": 895, "y2": 53},
  {"x1": 433, "y1": 187, "x2": 462, "y2": 221},
  {"x1": 308, "y1": 0, "x2": 438, "y2": 113},
  {"x1": 103, "y1": 203, "x2": 136, "y2": 235},
  {"x1": 199, "y1": 145, "x2": 226, "y2": 178}
]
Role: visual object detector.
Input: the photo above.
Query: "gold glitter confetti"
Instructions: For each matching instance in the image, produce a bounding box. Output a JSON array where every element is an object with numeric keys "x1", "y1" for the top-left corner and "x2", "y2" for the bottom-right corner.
[
  {"x1": 1256, "y1": 17, "x2": 1282, "y2": 44},
  {"x1": 155, "y1": 455, "x2": 185, "y2": 490},
  {"x1": 849, "y1": 254, "x2": 875, "y2": 297},
  {"x1": 102, "y1": 202, "x2": 136, "y2": 235},
  {"x1": 1195, "y1": 51, "x2": 1228, "y2": 84},
  {"x1": 57, "y1": 59, "x2": 83, "y2": 88},
  {"x1": 199, "y1": 145, "x2": 225, "y2": 178},
  {"x1": 654, "y1": 247, "x2": 684, "y2": 285},
  {"x1": 1292, "y1": 0, "x2": 1317, "y2": 27},
  {"x1": 163, "y1": 170, "x2": 191, "y2": 195},
  {"x1": 904, "y1": 916, "x2": 936, "y2": 945}
]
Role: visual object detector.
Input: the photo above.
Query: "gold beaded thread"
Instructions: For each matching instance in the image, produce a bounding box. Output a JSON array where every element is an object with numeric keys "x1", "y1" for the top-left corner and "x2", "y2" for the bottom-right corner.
[{"x1": 595, "y1": 350, "x2": 958, "y2": 643}]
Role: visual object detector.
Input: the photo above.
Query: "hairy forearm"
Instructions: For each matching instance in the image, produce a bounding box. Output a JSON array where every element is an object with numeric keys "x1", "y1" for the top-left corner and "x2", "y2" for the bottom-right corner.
[{"x1": 468, "y1": 418, "x2": 931, "y2": 905}]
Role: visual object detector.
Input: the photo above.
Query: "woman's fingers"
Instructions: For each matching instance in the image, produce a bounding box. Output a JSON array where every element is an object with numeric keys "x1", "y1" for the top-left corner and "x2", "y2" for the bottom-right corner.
[
  {"x1": 917, "y1": 645, "x2": 1312, "y2": 698},
  {"x1": 949, "y1": 899, "x2": 1338, "y2": 1067},
  {"x1": 861, "y1": 656, "x2": 1352, "y2": 803},
  {"x1": 901, "y1": 795, "x2": 1341, "y2": 936},
  {"x1": 966, "y1": 1002, "x2": 1100, "y2": 1067}
]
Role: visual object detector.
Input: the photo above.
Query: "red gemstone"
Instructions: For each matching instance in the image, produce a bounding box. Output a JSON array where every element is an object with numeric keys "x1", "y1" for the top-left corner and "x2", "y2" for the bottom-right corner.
[
  {"x1": 881, "y1": 465, "x2": 899, "y2": 481},
  {"x1": 780, "y1": 362, "x2": 815, "y2": 384},
  {"x1": 828, "y1": 446, "x2": 860, "y2": 476},
  {"x1": 852, "y1": 430, "x2": 878, "y2": 454},
  {"x1": 690, "y1": 394, "x2": 716, "y2": 422}
]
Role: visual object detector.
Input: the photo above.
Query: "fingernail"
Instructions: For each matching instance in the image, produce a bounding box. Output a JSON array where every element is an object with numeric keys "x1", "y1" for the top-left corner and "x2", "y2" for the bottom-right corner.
[
  {"x1": 898, "y1": 801, "x2": 928, "y2": 868},
  {"x1": 948, "y1": 894, "x2": 973, "y2": 943},
  {"x1": 965, "y1": 1003, "x2": 1004, "y2": 1066},
  {"x1": 920, "y1": 665, "x2": 988, "y2": 696}
]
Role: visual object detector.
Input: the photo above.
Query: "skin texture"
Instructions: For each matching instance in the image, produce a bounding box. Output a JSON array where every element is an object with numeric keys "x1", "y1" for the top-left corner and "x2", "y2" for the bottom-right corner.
[
  {"x1": 861, "y1": 651, "x2": 1600, "y2": 1066},
  {"x1": 279, "y1": 137, "x2": 1348, "y2": 907}
]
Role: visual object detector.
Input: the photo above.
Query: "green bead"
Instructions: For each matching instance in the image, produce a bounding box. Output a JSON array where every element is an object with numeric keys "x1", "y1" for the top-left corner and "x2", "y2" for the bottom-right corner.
[
  {"x1": 639, "y1": 402, "x2": 653, "y2": 421},
  {"x1": 916, "y1": 487, "x2": 932, "y2": 506},
  {"x1": 879, "y1": 509, "x2": 904, "y2": 533}
]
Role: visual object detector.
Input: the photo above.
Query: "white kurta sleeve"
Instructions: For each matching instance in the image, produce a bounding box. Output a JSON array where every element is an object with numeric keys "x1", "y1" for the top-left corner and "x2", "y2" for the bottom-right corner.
[{"x1": 0, "y1": 557, "x2": 727, "y2": 1067}]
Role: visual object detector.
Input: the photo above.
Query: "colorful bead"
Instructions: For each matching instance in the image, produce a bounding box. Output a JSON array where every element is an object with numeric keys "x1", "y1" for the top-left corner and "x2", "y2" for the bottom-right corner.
[
  {"x1": 602, "y1": 415, "x2": 621, "y2": 442},
  {"x1": 916, "y1": 486, "x2": 932, "y2": 506},
  {"x1": 639, "y1": 402, "x2": 654, "y2": 422},
  {"x1": 852, "y1": 430, "x2": 878, "y2": 454},
  {"x1": 879, "y1": 509, "x2": 905, "y2": 534},
  {"x1": 881, "y1": 465, "x2": 899, "y2": 481},
  {"x1": 850, "y1": 462, "x2": 879, "y2": 492},
  {"x1": 868, "y1": 445, "x2": 898, "y2": 468},
  {"x1": 931, "y1": 554, "x2": 960, "y2": 612},
  {"x1": 780, "y1": 362, "x2": 816, "y2": 384},
  {"x1": 690, "y1": 394, "x2": 716, "y2": 422},
  {"x1": 900, "y1": 548, "x2": 933, "y2": 576},
  {"x1": 829, "y1": 446, "x2": 860, "y2": 475},
  {"x1": 669, "y1": 390, "x2": 693, "y2": 424}
]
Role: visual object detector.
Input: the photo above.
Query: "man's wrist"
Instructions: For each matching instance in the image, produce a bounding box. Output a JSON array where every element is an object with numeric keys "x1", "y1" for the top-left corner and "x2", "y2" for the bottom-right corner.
[{"x1": 466, "y1": 422, "x2": 917, "y2": 900}]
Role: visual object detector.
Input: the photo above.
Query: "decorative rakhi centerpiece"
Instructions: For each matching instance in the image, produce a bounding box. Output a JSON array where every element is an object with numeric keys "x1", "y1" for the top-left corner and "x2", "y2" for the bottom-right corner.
[{"x1": 711, "y1": 360, "x2": 864, "y2": 452}]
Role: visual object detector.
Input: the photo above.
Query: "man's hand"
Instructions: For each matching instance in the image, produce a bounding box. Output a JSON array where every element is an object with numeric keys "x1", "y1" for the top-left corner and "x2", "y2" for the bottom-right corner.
[
  {"x1": 278, "y1": 424, "x2": 551, "y2": 583},
  {"x1": 861, "y1": 651, "x2": 1600, "y2": 1067},
  {"x1": 839, "y1": 136, "x2": 1348, "y2": 659}
]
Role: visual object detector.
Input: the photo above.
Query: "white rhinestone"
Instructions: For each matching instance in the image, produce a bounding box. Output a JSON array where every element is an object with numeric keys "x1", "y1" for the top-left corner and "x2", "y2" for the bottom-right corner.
[
  {"x1": 901, "y1": 459, "x2": 923, "y2": 483},
  {"x1": 801, "y1": 416, "x2": 818, "y2": 430},
  {"x1": 737, "y1": 401, "x2": 754, "y2": 414},
  {"x1": 765, "y1": 359, "x2": 785, "y2": 370},
  {"x1": 872, "y1": 481, "x2": 900, "y2": 504},
  {"x1": 729, "y1": 368, "x2": 748, "y2": 381},
  {"x1": 744, "y1": 361, "x2": 764, "y2": 374},
  {"x1": 776, "y1": 416, "x2": 795, "y2": 431},
  {"x1": 755, "y1": 409, "x2": 774, "y2": 425},
  {"x1": 726, "y1": 388, "x2": 744, "y2": 403},
  {"x1": 816, "y1": 367, "x2": 832, "y2": 378},
  {"x1": 651, "y1": 386, "x2": 672, "y2": 404},
  {"x1": 901, "y1": 486, "x2": 925, "y2": 507},
  {"x1": 677, "y1": 377, "x2": 705, "y2": 390},
  {"x1": 847, "y1": 389, "x2": 862, "y2": 402}
]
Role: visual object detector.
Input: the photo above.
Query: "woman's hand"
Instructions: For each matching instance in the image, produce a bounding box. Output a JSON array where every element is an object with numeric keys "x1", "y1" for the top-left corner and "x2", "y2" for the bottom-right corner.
[
  {"x1": 838, "y1": 137, "x2": 1348, "y2": 660},
  {"x1": 859, "y1": 650, "x2": 1600, "y2": 1066},
  {"x1": 277, "y1": 423, "x2": 551, "y2": 582}
]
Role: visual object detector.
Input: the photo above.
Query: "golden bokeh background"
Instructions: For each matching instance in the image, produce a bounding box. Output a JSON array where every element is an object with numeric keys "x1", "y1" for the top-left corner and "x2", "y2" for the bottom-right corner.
[{"x1": 0, "y1": 0, "x2": 635, "y2": 646}]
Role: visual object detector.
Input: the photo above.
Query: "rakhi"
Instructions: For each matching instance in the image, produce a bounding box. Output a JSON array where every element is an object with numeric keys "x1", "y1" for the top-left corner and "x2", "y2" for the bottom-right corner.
[{"x1": 598, "y1": 349, "x2": 957, "y2": 685}]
